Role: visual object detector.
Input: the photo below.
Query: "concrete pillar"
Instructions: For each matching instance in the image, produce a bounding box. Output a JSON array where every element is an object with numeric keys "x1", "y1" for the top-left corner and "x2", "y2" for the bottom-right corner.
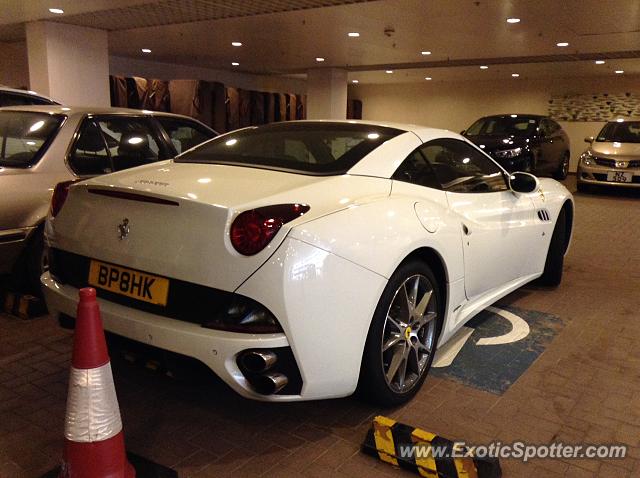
[
  {"x1": 26, "y1": 21, "x2": 110, "y2": 107},
  {"x1": 306, "y1": 68, "x2": 348, "y2": 120}
]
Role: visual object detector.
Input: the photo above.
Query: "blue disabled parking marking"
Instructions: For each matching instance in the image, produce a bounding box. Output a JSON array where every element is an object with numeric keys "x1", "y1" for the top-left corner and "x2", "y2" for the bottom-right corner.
[{"x1": 431, "y1": 305, "x2": 565, "y2": 395}]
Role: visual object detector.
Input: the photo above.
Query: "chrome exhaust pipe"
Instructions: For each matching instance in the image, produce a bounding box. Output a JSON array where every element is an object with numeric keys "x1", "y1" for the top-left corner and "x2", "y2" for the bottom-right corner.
[
  {"x1": 252, "y1": 373, "x2": 288, "y2": 395},
  {"x1": 241, "y1": 350, "x2": 278, "y2": 373}
]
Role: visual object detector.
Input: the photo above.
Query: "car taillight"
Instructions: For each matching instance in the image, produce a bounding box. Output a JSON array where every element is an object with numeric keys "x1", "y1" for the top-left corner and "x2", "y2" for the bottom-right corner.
[
  {"x1": 230, "y1": 204, "x2": 310, "y2": 256},
  {"x1": 51, "y1": 180, "x2": 77, "y2": 217}
]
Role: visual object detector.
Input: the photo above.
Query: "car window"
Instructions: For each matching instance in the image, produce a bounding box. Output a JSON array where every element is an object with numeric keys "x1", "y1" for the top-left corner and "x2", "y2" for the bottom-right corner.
[
  {"x1": 549, "y1": 120, "x2": 561, "y2": 133},
  {"x1": 0, "y1": 91, "x2": 55, "y2": 107},
  {"x1": 539, "y1": 119, "x2": 553, "y2": 137},
  {"x1": 392, "y1": 149, "x2": 441, "y2": 189},
  {"x1": 466, "y1": 117, "x2": 538, "y2": 137},
  {"x1": 419, "y1": 139, "x2": 508, "y2": 193},
  {"x1": 156, "y1": 117, "x2": 214, "y2": 155},
  {"x1": 176, "y1": 122, "x2": 404, "y2": 175},
  {"x1": 68, "y1": 121, "x2": 112, "y2": 175},
  {"x1": 0, "y1": 111, "x2": 64, "y2": 168},
  {"x1": 95, "y1": 117, "x2": 165, "y2": 171},
  {"x1": 596, "y1": 121, "x2": 640, "y2": 143}
]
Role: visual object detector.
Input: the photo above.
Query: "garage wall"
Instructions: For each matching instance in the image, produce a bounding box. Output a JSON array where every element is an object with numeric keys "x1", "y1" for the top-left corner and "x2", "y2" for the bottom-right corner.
[
  {"x1": 349, "y1": 76, "x2": 640, "y2": 172},
  {"x1": 0, "y1": 39, "x2": 305, "y2": 95},
  {"x1": 26, "y1": 22, "x2": 110, "y2": 107},
  {"x1": 0, "y1": 41, "x2": 29, "y2": 88},
  {"x1": 109, "y1": 56, "x2": 306, "y2": 94}
]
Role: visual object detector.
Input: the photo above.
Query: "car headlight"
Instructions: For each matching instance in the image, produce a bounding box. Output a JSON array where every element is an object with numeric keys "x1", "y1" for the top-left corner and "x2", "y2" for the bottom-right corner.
[
  {"x1": 494, "y1": 147, "x2": 523, "y2": 159},
  {"x1": 580, "y1": 150, "x2": 595, "y2": 166}
]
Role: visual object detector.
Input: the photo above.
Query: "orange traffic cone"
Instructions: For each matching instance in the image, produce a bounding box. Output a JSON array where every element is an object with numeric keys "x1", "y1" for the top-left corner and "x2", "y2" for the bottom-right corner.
[{"x1": 59, "y1": 288, "x2": 135, "y2": 478}]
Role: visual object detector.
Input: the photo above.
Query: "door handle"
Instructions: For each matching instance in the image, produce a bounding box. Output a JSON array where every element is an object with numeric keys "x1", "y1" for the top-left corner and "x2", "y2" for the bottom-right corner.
[{"x1": 462, "y1": 224, "x2": 471, "y2": 235}]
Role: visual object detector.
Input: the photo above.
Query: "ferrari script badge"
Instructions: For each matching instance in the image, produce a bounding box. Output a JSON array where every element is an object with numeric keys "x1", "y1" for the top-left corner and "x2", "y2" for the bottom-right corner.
[{"x1": 117, "y1": 218, "x2": 130, "y2": 240}]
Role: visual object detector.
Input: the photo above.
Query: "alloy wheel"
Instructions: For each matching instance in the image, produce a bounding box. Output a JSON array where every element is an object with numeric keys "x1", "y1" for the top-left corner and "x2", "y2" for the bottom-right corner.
[{"x1": 381, "y1": 274, "x2": 437, "y2": 393}]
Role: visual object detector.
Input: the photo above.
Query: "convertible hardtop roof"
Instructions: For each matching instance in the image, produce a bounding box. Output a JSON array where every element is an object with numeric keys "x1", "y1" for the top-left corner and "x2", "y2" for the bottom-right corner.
[{"x1": 227, "y1": 119, "x2": 458, "y2": 143}]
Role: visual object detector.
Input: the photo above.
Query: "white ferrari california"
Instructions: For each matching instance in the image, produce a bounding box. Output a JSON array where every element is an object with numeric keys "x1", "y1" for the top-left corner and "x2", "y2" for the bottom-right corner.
[{"x1": 42, "y1": 121, "x2": 574, "y2": 405}]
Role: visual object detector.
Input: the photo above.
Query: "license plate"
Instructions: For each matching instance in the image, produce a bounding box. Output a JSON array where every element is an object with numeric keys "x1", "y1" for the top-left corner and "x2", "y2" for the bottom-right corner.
[
  {"x1": 607, "y1": 171, "x2": 633, "y2": 183},
  {"x1": 88, "y1": 260, "x2": 170, "y2": 306}
]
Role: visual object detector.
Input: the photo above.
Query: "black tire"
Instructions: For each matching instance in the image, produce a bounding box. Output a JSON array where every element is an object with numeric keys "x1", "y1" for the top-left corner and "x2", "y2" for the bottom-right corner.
[
  {"x1": 538, "y1": 208, "x2": 567, "y2": 287},
  {"x1": 553, "y1": 153, "x2": 570, "y2": 180},
  {"x1": 358, "y1": 260, "x2": 443, "y2": 407}
]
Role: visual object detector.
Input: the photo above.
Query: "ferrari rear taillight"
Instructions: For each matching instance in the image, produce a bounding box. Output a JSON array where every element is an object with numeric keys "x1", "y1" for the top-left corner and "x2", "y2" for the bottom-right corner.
[
  {"x1": 51, "y1": 180, "x2": 77, "y2": 217},
  {"x1": 230, "y1": 204, "x2": 310, "y2": 256}
]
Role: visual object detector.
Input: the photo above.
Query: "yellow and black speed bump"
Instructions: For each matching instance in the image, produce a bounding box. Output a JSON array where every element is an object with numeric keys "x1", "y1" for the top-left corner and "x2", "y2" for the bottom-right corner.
[
  {"x1": 362, "y1": 416, "x2": 501, "y2": 478},
  {"x1": 2, "y1": 291, "x2": 47, "y2": 319}
]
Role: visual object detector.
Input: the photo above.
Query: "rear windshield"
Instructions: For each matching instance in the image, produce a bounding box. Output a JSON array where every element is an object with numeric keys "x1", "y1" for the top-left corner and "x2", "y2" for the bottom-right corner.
[
  {"x1": 466, "y1": 116, "x2": 538, "y2": 137},
  {"x1": 175, "y1": 122, "x2": 404, "y2": 175},
  {"x1": 597, "y1": 121, "x2": 640, "y2": 143},
  {"x1": 0, "y1": 111, "x2": 64, "y2": 167}
]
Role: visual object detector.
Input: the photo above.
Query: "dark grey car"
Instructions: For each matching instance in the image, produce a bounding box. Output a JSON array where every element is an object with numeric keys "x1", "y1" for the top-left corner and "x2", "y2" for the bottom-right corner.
[{"x1": 462, "y1": 114, "x2": 570, "y2": 179}]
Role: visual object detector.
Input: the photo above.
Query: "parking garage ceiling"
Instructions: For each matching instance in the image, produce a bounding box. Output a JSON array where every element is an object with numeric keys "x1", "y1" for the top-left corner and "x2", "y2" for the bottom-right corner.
[{"x1": 1, "y1": 0, "x2": 640, "y2": 82}]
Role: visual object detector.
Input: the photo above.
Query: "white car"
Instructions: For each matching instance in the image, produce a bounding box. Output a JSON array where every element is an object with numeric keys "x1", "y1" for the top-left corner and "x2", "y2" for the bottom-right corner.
[
  {"x1": 0, "y1": 106, "x2": 216, "y2": 292},
  {"x1": 42, "y1": 121, "x2": 574, "y2": 405}
]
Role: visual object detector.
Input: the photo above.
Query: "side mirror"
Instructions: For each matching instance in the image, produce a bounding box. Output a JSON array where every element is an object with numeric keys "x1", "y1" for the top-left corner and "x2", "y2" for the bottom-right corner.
[
  {"x1": 509, "y1": 172, "x2": 539, "y2": 194},
  {"x1": 584, "y1": 136, "x2": 594, "y2": 144}
]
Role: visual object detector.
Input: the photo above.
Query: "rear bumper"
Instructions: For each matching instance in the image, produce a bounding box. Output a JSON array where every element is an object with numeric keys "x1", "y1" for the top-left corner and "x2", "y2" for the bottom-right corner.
[
  {"x1": 41, "y1": 271, "x2": 295, "y2": 401},
  {"x1": 42, "y1": 237, "x2": 388, "y2": 401}
]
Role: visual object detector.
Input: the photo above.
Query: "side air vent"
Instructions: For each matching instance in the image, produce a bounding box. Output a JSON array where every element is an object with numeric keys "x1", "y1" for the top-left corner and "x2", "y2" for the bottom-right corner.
[{"x1": 537, "y1": 209, "x2": 551, "y2": 222}]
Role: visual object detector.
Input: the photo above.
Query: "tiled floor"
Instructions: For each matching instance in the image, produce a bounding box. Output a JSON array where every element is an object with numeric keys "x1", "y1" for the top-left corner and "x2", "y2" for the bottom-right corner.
[{"x1": 1, "y1": 177, "x2": 640, "y2": 477}]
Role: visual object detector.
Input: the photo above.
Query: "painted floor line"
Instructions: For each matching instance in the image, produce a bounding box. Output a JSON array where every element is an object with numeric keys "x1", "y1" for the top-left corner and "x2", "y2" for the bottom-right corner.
[
  {"x1": 476, "y1": 306, "x2": 530, "y2": 346},
  {"x1": 432, "y1": 326, "x2": 474, "y2": 368}
]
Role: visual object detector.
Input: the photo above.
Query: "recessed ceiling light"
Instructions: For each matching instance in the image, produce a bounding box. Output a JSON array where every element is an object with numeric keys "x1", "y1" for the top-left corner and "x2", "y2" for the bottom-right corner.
[
  {"x1": 480, "y1": 65, "x2": 489, "y2": 69},
  {"x1": 352, "y1": 79, "x2": 359, "y2": 84},
  {"x1": 231, "y1": 62, "x2": 239, "y2": 66},
  {"x1": 421, "y1": 51, "x2": 431, "y2": 55},
  {"x1": 141, "y1": 48, "x2": 151, "y2": 54},
  {"x1": 425, "y1": 77, "x2": 432, "y2": 80},
  {"x1": 615, "y1": 70, "x2": 624, "y2": 74},
  {"x1": 556, "y1": 42, "x2": 569, "y2": 47},
  {"x1": 316, "y1": 57, "x2": 325, "y2": 62},
  {"x1": 385, "y1": 70, "x2": 393, "y2": 74},
  {"x1": 231, "y1": 42, "x2": 242, "y2": 47},
  {"x1": 49, "y1": 8, "x2": 64, "y2": 14},
  {"x1": 506, "y1": 18, "x2": 520, "y2": 23},
  {"x1": 348, "y1": 32, "x2": 360, "y2": 37},
  {"x1": 595, "y1": 60, "x2": 605, "y2": 65},
  {"x1": 512, "y1": 73, "x2": 520, "y2": 77}
]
